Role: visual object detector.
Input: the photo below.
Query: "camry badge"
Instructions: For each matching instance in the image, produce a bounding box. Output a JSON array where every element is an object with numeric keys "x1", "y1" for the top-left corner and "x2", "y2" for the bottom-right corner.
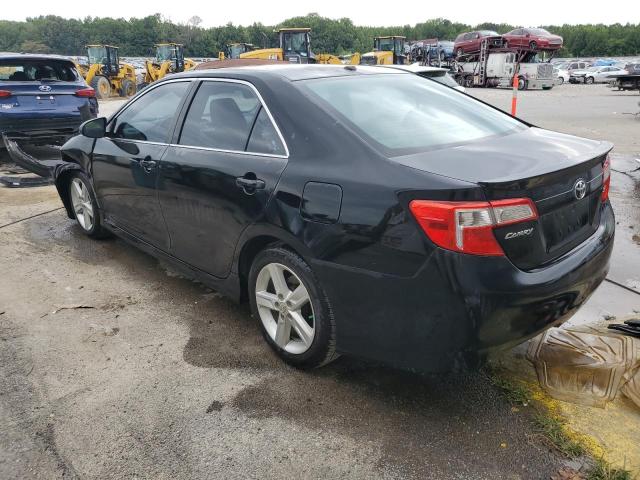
[
  {"x1": 38, "y1": 85, "x2": 52, "y2": 92},
  {"x1": 574, "y1": 179, "x2": 587, "y2": 200}
]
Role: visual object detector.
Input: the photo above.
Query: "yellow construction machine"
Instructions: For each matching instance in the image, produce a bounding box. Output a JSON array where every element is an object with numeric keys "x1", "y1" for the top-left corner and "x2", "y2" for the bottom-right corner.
[
  {"x1": 143, "y1": 43, "x2": 196, "y2": 85},
  {"x1": 360, "y1": 36, "x2": 407, "y2": 65},
  {"x1": 76, "y1": 45, "x2": 137, "y2": 99},
  {"x1": 240, "y1": 28, "x2": 314, "y2": 63},
  {"x1": 315, "y1": 52, "x2": 361, "y2": 65},
  {"x1": 219, "y1": 43, "x2": 256, "y2": 60}
]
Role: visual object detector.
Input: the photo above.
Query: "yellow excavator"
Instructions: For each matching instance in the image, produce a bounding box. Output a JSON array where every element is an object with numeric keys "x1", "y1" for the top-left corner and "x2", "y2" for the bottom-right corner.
[
  {"x1": 360, "y1": 36, "x2": 407, "y2": 65},
  {"x1": 219, "y1": 43, "x2": 256, "y2": 60},
  {"x1": 240, "y1": 28, "x2": 314, "y2": 63},
  {"x1": 75, "y1": 45, "x2": 137, "y2": 99},
  {"x1": 143, "y1": 43, "x2": 196, "y2": 85}
]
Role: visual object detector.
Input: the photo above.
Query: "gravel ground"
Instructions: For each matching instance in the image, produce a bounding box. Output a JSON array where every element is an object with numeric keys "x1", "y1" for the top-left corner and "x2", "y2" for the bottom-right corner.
[{"x1": 0, "y1": 84, "x2": 638, "y2": 480}]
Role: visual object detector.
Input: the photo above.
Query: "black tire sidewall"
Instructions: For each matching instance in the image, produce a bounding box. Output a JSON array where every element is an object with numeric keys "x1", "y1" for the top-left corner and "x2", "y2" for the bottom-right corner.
[
  {"x1": 248, "y1": 247, "x2": 335, "y2": 369},
  {"x1": 69, "y1": 172, "x2": 103, "y2": 237}
]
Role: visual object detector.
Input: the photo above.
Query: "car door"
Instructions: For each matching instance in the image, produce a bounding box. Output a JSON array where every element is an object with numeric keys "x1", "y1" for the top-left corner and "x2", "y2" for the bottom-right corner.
[
  {"x1": 508, "y1": 29, "x2": 523, "y2": 47},
  {"x1": 90, "y1": 80, "x2": 192, "y2": 250},
  {"x1": 158, "y1": 79, "x2": 289, "y2": 277}
]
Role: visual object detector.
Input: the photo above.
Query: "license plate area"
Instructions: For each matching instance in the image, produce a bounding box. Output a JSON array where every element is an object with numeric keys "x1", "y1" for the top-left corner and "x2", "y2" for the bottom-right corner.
[
  {"x1": 541, "y1": 197, "x2": 592, "y2": 253},
  {"x1": 35, "y1": 95, "x2": 57, "y2": 106}
]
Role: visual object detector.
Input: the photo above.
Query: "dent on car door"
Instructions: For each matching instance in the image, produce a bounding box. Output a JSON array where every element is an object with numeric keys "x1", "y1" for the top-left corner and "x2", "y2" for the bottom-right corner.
[
  {"x1": 158, "y1": 80, "x2": 289, "y2": 277},
  {"x1": 90, "y1": 81, "x2": 191, "y2": 250}
]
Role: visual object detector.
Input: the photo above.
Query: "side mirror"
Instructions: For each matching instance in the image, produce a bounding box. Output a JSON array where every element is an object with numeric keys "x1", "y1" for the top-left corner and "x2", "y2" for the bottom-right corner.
[{"x1": 80, "y1": 117, "x2": 106, "y2": 138}]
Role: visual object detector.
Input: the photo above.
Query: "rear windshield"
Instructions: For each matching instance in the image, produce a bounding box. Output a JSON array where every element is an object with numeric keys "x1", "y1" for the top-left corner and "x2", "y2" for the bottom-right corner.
[
  {"x1": 0, "y1": 59, "x2": 78, "y2": 82},
  {"x1": 302, "y1": 73, "x2": 525, "y2": 155}
]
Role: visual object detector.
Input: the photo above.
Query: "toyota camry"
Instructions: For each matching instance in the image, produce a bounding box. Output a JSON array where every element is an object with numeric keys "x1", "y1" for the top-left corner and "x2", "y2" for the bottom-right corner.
[{"x1": 54, "y1": 65, "x2": 614, "y2": 372}]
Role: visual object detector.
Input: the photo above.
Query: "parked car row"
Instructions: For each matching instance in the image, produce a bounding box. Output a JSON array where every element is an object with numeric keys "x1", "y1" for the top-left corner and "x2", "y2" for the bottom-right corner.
[
  {"x1": 454, "y1": 28, "x2": 563, "y2": 56},
  {"x1": 552, "y1": 59, "x2": 639, "y2": 85}
]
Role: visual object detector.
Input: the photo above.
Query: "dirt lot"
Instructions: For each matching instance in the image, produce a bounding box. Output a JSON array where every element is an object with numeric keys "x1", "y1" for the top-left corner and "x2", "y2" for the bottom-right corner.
[{"x1": 1, "y1": 84, "x2": 639, "y2": 479}]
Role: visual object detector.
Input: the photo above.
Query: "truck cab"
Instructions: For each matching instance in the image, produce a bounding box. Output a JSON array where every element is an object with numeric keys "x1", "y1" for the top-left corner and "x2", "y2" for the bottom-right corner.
[{"x1": 460, "y1": 51, "x2": 555, "y2": 90}]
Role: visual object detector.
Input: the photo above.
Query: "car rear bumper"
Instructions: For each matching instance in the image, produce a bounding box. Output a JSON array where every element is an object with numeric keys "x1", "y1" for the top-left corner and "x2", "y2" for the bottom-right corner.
[{"x1": 313, "y1": 202, "x2": 615, "y2": 372}]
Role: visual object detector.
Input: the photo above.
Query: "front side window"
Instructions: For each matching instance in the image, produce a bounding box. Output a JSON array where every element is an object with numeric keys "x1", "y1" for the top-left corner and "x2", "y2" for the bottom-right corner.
[
  {"x1": 112, "y1": 81, "x2": 189, "y2": 142},
  {"x1": 179, "y1": 81, "x2": 261, "y2": 151},
  {"x1": 303, "y1": 73, "x2": 525, "y2": 155}
]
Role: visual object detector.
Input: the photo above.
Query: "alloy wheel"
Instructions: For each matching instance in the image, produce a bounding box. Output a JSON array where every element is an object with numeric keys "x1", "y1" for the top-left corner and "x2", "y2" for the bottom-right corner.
[
  {"x1": 70, "y1": 178, "x2": 94, "y2": 231},
  {"x1": 255, "y1": 262, "x2": 315, "y2": 355}
]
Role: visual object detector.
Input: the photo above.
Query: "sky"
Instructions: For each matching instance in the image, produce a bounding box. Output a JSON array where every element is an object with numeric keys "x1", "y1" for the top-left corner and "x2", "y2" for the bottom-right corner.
[{"x1": 3, "y1": 0, "x2": 639, "y2": 27}]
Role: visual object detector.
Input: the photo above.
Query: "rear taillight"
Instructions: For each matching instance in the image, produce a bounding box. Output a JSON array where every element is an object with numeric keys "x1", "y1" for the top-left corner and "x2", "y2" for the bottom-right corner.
[
  {"x1": 601, "y1": 154, "x2": 610, "y2": 201},
  {"x1": 0, "y1": 90, "x2": 11, "y2": 98},
  {"x1": 74, "y1": 88, "x2": 95, "y2": 97},
  {"x1": 409, "y1": 198, "x2": 538, "y2": 256}
]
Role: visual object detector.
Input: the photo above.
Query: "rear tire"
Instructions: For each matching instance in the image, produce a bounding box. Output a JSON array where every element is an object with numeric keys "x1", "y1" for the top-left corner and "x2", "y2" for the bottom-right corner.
[
  {"x1": 249, "y1": 247, "x2": 338, "y2": 369},
  {"x1": 557, "y1": 77, "x2": 564, "y2": 85},
  {"x1": 456, "y1": 48, "x2": 463, "y2": 58},
  {"x1": 529, "y1": 41, "x2": 538, "y2": 50},
  {"x1": 90, "y1": 75, "x2": 111, "y2": 99},
  {"x1": 67, "y1": 172, "x2": 109, "y2": 238}
]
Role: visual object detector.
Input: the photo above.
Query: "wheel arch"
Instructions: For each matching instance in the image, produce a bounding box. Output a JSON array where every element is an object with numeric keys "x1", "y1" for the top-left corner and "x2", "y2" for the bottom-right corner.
[
  {"x1": 55, "y1": 162, "x2": 83, "y2": 219},
  {"x1": 234, "y1": 225, "x2": 314, "y2": 303}
]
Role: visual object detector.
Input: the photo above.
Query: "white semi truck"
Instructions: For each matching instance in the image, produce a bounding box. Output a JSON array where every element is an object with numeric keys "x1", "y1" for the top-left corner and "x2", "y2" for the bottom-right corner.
[{"x1": 453, "y1": 39, "x2": 555, "y2": 90}]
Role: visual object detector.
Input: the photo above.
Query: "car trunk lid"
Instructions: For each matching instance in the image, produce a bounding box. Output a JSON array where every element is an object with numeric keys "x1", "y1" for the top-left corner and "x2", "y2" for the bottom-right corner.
[{"x1": 395, "y1": 127, "x2": 612, "y2": 270}]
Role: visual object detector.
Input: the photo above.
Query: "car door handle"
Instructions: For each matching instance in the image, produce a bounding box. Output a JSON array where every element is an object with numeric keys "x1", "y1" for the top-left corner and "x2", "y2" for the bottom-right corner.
[
  {"x1": 140, "y1": 159, "x2": 157, "y2": 172},
  {"x1": 236, "y1": 175, "x2": 265, "y2": 193}
]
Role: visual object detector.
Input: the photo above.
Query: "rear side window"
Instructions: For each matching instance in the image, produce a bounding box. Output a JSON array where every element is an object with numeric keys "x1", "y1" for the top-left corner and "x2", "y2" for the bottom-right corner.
[
  {"x1": 0, "y1": 60, "x2": 77, "y2": 81},
  {"x1": 179, "y1": 82, "x2": 260, "y2": 151},
  {"x1": 247, "y1": 108, "x2": 286, "y2": 155},
  {"x1": 303, "y1": 73, "x2": 524, "y2": 155},
  {"x1": 112, "y1": 81, "x2": 189, "y2": 143}
]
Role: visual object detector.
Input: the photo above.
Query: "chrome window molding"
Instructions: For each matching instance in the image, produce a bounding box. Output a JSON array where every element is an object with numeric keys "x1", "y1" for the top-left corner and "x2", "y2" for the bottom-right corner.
[{"x1": 109, "y1": 77, "x2": 290, "y2": 159}]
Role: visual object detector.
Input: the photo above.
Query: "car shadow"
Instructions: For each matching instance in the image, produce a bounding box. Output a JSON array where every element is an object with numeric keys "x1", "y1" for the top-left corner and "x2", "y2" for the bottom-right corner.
[{"x1": 27, "y1": 214, "x2": 562, "y2": 478}]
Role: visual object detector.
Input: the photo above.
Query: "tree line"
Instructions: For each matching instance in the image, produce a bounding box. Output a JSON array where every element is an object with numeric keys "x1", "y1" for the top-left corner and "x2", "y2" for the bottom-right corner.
[{"x1": 1, "y1": 13, "x2": 638, "y2": 59}]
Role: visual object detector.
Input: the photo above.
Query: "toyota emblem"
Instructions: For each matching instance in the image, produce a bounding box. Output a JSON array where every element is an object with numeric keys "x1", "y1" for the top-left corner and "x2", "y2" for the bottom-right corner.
[
  {"x1": 38, "y1": 85, "x2": 52, "y2": 92},
  {"x1": 573, "y1": 179, "x2": 587, "y2": 200}
]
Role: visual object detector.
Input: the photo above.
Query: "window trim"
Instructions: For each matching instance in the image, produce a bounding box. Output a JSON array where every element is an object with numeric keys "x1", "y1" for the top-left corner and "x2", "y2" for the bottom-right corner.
[
  {"x1": 108, "y1": 78, "x2": 194, "y2": 146},
  {"x1": 173, "y1": 78, "x2": 289, "y2": 159}
]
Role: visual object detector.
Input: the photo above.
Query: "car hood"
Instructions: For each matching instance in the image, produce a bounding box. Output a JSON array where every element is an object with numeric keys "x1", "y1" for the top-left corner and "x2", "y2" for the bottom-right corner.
[{"x1": 392, "y1": 127, "x2": 612, "y2": 184}]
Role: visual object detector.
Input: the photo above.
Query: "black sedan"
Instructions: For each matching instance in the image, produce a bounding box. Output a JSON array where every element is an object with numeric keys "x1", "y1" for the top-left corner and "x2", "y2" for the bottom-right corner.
[{"x1": 55, "y1": 65, "x2": 614, "y2": 372}]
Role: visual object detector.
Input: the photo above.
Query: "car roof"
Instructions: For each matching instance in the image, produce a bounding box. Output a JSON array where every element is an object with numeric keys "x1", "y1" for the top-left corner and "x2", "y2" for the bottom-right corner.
[
  {"x1": 177, "y1": 64, "x2": 406, "y2": 82},
  {"x1": 0, "y1": 53, "x2": 74, "y2": 63}
]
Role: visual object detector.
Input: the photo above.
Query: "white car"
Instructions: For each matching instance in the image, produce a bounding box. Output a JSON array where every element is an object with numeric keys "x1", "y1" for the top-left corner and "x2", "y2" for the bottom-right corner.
[
  {"x1": 555, "y1": 67, "x2": 570, "y2": 84},
  {"x1": 569, "y1": 66, "x2": 628, "y2": 84},
  {"x1": 380, "y1": 63, "x2": 466, "y2": 92}
]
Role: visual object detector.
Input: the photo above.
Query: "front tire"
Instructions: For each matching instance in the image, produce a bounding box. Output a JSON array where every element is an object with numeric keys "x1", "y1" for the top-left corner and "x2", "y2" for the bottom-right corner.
[
  {"x1": 518, "y1": 77, "x2": 528, "y2": 90},
  {"x1": 249, "y1": 247, "x2": 338, "y2": 369},
  {"x1": 529, "y1": 41, "x2": 538, "y2": 50},
  {"x1": 90, "y1": 75, "x2": 111, "y2": 99},
  {"x1": 557, "y1": 77, "x2": 564, "y2": 85},
  {"x1": 120, "y1": 79, "x2": 136, "y2": 97},
  {"x1": 585, "y1": 76, "x2": 594, "y2": 85},
  {"x1": 68, "y1": 172, "x2": 108, "y2": 238}
]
